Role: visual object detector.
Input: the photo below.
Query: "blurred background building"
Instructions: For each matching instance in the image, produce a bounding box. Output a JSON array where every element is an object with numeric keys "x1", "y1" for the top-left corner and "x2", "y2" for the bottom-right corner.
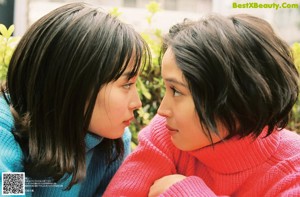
[{"x1": 0, "y1": 0, "x2": 300, "y2": 44}]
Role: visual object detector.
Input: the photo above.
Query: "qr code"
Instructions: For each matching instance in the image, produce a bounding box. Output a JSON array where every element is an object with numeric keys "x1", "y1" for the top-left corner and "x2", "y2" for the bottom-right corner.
[{"x1": 2, "y1": 172, "x2": 25, "y2": 195}]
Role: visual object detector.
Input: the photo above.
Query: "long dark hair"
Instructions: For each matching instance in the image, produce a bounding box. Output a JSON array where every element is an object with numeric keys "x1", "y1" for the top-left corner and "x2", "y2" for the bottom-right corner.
[
  {"x1": 1, "y1": 2, "x2": 150, "y2": 189},
  {"x1": 163, "y1": 14, "x2": 299, "y2": 142}
]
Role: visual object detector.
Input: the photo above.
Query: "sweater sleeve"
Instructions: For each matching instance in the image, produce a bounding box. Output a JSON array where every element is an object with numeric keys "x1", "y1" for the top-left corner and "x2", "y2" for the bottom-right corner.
[
  {"x1": 260, "y1": 160, "x2": 300, "y2": 196},
  {"x1": 103, "y1": 115, "x2": 179, "y2": 197},
  {"x1": 0, "y1": 97, "x2": 29, "y2": 197},
  {"x1": 268, "y1": 172, "x2": 300, "y2": 196},
  {"x1": 159, "y1": 176, "x2": 217, "y2": 197}
]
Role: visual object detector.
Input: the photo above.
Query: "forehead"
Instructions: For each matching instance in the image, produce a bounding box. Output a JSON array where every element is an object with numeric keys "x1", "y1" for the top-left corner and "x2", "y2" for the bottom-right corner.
[
  {"x1": 162, "y1": 47, "x2": 175, "y2": 65},
  {"x1": 161, "y1": 48, "x2": 183, "y2": 77},
  {"x1": 120, "y1": 55, "x2": 139, "y2": 78}
]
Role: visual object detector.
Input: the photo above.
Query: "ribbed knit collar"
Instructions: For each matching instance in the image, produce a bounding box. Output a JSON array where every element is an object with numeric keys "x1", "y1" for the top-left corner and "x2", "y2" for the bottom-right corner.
[
  {"x1": 187, "y1": 128, "x2": 280, "y2": 173},
  {"x1": 85, "y1": 132, "x2": 103, "y2": 151}
]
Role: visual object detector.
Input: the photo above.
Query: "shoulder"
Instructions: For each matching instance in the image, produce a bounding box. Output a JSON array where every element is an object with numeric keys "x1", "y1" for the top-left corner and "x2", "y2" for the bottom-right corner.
[
  {"x1": 277, "y1": 129, "x2": 300, "y2": 155},
  {"x1": 0, "y1": 96, "x2": 24, "y2": 172},
  {"x1": 0, "y1": 96, "x2": 14, "y2": 132},
  {"x1": 0, "y1": 95, "x2": 15, "y2": 141},
  {"x1": 261, "y1": 130, "x2": 300, "y2": 196},
  {"x1": 268, "y1": 129, "x2": 300, "y2": 172},
  {"x1": 280, "y1": 128, "x2": 300, "y2": 142}
]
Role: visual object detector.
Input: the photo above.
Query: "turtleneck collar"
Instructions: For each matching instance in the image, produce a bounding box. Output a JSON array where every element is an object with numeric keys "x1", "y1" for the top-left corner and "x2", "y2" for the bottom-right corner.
[
  {"x1": 187, "y1": 128, "x2": 281, "y2": 173},
  {"x1": 85, "y1": 132, "x2": 103, "y2": 151}
]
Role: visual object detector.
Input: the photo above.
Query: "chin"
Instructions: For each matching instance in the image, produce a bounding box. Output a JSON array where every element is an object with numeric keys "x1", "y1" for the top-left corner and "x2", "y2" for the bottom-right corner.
[
  {"x1": 171, "y1": 138, "x2": 196, "y2": 151},
  {"x1": 106, "y1": 129, "x2": 125, "y2": 139},
  {"x1": 108, "y1": 135, "x2": 123, "y2": 139}
]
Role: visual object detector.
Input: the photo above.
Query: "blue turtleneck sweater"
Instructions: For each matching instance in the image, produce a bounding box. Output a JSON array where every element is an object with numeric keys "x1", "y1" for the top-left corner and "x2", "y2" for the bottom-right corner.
[{"x1": 0, "y1": 96, "x2": 131, "y2": 197}]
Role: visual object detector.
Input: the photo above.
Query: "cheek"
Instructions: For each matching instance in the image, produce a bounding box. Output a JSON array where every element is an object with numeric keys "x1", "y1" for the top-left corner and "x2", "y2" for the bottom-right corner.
[
  {"x1": 88, "y1": 88, "x2": 110, "y2": 131},
  {"x1": 176, "y1": 97, "x2": 196, "y2": 124},
  {"x1": 176, "y1": 98, "x2": 212, "y2": 149},
  {"x1": 180, "y1": 120, "x2": 211, "y2": 150},
  {"x1": 88, "y1": 103, "x2": 106, "y2": 131},
  {"x1": 107, "y1": 93, "x2": 128, "y2": 114}
]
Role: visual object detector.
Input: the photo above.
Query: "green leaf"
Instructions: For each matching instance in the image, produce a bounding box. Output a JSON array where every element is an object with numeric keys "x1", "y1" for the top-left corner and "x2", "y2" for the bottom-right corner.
[
  {"x1": 0, "y1": 24, "x2": 13, "y2": 38},
  {"x1": 0, "y1": 24, "x2": 8, "y2": 37},
  {"x1": 146, "y1": 1, "x2": 160, "y2": 14},
  {"x1": 137, "y1": 78, "x2": 151, "y2": 99},
  {"x1": 7, "y1": 25, "x2": 15, "y2": 37},
  {"x1": 146, "y1": 16, "x2": 152, "y2": 24},
  {"x1": 109, "y1": 7, "x2": 122, "y2": 17},
  {"x1": 292, "y1": 42, "x2": 300, "y2": 71},
  {"x1": 8, "y1": 36, "x2": 20, "y2": 45}
]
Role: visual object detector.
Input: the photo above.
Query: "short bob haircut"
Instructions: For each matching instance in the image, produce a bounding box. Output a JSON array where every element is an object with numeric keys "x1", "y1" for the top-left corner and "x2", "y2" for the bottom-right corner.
[
  {"x1": 162, "y1": 14, "x2": 299, "y2": 142},
  {"x1": 1, "y1": 2, "x2": 150, "y2": 189}
]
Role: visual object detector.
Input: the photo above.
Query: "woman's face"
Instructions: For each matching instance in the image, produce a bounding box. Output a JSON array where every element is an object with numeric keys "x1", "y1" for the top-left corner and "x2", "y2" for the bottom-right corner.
[
  {"x1": 88, "y1": 64, "x2": 142, "y2": 139},
  {"x1": 158, "y1": 48, "x2": 226, "y2": 151}
]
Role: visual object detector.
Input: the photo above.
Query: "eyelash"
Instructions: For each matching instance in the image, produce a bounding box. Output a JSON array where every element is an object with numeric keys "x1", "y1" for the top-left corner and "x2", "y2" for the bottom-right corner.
[
  {"x1": 170, "y1": 86, "x2": 182, "y2": 97},
  {"x1": 123, "y1": 83, "x2": 134, "y2": 89}
]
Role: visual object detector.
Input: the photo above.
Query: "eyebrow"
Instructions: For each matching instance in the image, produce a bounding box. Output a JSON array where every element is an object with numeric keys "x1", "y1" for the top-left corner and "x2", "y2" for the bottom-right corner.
[{"x1": 165, "y1": 78, "x2": 188, "y2": 88}]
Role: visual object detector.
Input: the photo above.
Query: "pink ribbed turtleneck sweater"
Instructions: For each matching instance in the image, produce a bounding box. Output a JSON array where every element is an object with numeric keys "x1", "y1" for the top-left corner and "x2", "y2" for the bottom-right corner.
[{"x1": 104, "y1": 115, "x2": 300, "y2": 196}]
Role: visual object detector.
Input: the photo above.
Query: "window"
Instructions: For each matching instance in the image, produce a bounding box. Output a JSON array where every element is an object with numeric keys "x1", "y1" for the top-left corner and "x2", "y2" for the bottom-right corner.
[
  {"x1": 165, "y1": 0, "x2": 177, "y2": 10},
  {"x1": 124, "y1": 0, "x2": 136, "y2": 7}
]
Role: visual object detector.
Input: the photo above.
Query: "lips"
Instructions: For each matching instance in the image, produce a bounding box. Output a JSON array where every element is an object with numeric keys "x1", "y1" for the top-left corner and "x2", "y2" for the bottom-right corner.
[
  {"x1": 123, "y1": 117, "x2": 134, "y2": 126},
  {"x1": 166, "y1": 125, "x2": 178, "y2": 132}
]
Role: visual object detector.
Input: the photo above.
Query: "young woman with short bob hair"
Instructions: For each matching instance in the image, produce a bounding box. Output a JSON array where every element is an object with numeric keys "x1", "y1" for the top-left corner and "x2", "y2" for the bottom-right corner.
[
  {"x1": 0, "y1": 2, "x2": 150, "y2": 196},
  {"x1": 104, "y1": 13, "x2": 300, "y2": 196}
]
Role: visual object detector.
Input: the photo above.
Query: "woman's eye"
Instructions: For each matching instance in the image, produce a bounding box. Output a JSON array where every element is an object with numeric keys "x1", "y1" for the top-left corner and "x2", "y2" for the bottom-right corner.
[
  {"x1": 123, "y1": 83, "x2": 133, "y2": 89},
  {"x1": 171, "y1": 87, "x2": 182, "y2": 97}
]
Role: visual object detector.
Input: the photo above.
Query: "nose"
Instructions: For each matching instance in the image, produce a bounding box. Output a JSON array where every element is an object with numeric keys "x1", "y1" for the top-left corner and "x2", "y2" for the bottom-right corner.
[
  {"x1": 129, "y1": 90, "x2": 142, "y2": 110},
  {"x1": 157, "y1": 96, "x2": 172, "y2": 117}
]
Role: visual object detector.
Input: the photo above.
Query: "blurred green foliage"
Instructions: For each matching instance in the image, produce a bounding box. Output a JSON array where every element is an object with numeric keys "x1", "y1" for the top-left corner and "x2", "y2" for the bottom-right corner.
[
  {"x1": 128, "y1": 1, "x2": 165, "y2": 146},
  {"x1": 0, "y1": 24, "x2": 19, "y2": 82},
  {"x1": 288, "y1": 42, "x2": 300, "y2": 132},
  {"x1": 109, "y1": 1, "x2": 164, "y2": 149},
  {"x1": 110, "y1": 1, "x2": 164, "y2": 147},
  {"x1": 292, "y1": 42, "x2": 300, "y2": 70}
]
